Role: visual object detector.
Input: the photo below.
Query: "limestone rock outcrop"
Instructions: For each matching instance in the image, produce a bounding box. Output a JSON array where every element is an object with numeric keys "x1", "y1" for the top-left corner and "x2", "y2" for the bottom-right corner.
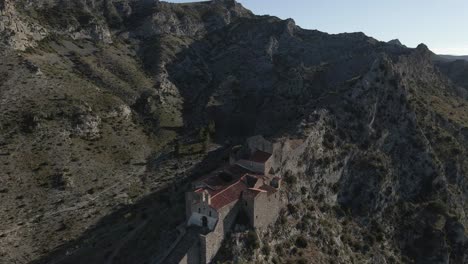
[{"x1": 0, "y1": 1, "x2": 467, "y2": 264}]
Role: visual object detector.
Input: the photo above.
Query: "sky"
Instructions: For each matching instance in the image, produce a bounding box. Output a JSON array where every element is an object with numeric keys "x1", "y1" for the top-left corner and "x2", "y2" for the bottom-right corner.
[{"x1": 165, "y1": 0, "x2": 468, "y2": 55}]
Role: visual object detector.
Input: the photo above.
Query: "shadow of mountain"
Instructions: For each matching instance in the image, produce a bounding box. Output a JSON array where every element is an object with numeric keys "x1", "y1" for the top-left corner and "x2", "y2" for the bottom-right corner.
[
  {"x1": 162, "y1": 14, "x2": 410, "y2": 144},
  {"x1": 31, "y1": 146, "x2": 230, "y2": 264}
]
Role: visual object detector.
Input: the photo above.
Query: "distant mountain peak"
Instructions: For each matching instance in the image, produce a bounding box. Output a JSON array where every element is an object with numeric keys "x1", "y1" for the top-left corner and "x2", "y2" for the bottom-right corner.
[
  {"x1": 387, "y1": 39, "x2": 406, "y2": 47},
  {"x1": 416, "y1": 43, "x2": 429, "y2": 50}
]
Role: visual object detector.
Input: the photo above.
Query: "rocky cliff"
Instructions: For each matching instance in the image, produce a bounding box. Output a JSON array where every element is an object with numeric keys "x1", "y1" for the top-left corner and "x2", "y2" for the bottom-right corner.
[{"x1": 0, "y1": 1, "x2": 467, "y2": 264}]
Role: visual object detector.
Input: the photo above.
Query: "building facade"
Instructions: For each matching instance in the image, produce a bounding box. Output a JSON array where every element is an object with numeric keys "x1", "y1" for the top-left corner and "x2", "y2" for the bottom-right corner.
[{"x1": 182, "y1": 136, "x2": 281, "y2": 263}]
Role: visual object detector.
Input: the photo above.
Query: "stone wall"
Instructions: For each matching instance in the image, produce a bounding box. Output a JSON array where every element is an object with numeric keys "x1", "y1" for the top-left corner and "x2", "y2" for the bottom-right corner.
[
  {"x1": 270, "y1": 138, "x2": 306, "y2": 174},
  {"x1": 186, "y1": 192, "x2": 219, "y2": 230},
  {"x1": 252, "y1": 192, "x2": 281, "y2": 229},
  {"x1": 188, "y1": 213, "x2": 217, "y2": 230},
  {"x1": 185, "y1": 192, "x2": 193, "y2": 220},
  {"x1": 246, "y1": 135, "x2": 273, "y2": 154},
  {"x1": 264, "y1": 157, "x2": 274, "y2": 175},
  {"x1": 200, "y1": 200, "x2": 240, "y2": 263},
  {"x1": 242, "y1": 193, "x2": 256, "y2": 227},
  {"x1": 236, "y1": 159, "x2": 264, "y2": 174}
]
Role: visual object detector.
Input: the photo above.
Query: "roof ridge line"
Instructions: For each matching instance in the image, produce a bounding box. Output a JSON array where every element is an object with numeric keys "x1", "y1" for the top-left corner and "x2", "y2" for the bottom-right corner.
[{"x1": 210, "y1": 176, "x2": 246, "y2": 199}]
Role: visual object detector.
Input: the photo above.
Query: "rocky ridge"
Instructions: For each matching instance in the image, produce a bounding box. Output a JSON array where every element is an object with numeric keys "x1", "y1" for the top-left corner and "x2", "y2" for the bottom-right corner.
[{"x1": 0, "y1": 1, "x2": 467, "y2": 264}]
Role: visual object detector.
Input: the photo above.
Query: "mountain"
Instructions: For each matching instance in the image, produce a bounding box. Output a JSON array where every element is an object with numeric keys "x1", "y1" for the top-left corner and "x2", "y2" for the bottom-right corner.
[
  {"x1": 435, "y1": 54, "x2": 468, "y2": 62},
  {"x1": 0, "y1": 1, "x2": 467, "y2": 264},
  {"x1": 434, "y1": 58, "x2": 468, "y2": 98},
  {"x1": 387, "y1": 38, "x2": 407, "y2": 48}
]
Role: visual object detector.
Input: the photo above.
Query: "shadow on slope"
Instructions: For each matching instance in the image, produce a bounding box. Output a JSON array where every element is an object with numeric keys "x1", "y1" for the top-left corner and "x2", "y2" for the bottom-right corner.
[{"x1": 31, "y1": 146, "x2": 230, "y2": 264}]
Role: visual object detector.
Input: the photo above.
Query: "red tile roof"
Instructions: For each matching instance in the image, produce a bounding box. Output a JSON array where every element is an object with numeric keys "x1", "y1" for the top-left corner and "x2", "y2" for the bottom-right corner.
[
  {"x1": 192, "y1": 164, "x2": 278, "y2": 209},
  {"x1": 250, "y1": 150, "x2": 272, "y2": 163},
  {"x1": 193, "y1": 165, "x2": 251, "y2": 197},
  {"x1": 210, "y1": 180, "x2": 249, "y2": 209},
  {"x1": 259, "y1": 184, "x2": 278, "y2": 194},
  {"x1": 248, "y1": 188, "x2": 267, "y2": 193},
  {"x1": 243, "y1": 174, "x2": 260, "y2": 188},
  {"x1": 243, "y1": 188, "x2": 264, "y2": 198}
]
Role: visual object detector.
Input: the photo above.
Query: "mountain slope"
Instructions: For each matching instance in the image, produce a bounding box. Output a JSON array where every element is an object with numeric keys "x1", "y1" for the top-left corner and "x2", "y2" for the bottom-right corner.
[
  {"x1": 0, "y1": 1, "x2": 467, "y2": 264},
  {"x1": 435, "y1": 58, "x2": 468, "y2": 97}
]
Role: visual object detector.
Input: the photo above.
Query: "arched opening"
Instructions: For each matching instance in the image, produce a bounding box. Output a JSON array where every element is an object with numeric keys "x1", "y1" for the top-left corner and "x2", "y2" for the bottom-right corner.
[{"x1": 202, "y1": 216, "x2": 208, "y2": 228}]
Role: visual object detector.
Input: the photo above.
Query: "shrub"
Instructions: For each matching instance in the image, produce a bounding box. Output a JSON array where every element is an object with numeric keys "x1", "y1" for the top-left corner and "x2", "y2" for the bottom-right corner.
[
  {"x1": 287, "y1": 204, "x2": 298, "y2": 215},
  {"x1": 331, "y1": 182, "x2": 340, "y2": 193},
  {"x1": 295, "y1": 236, "x2": 308, "y2": 248},
  {"x1": 323, "y1": 131, "x2": 335, "y2": 149},
  {"x1": 271, "y1": 257, "x2": 281, "y2": 264},
  {"x1": 284, "y1": 174, "x2": 297, "y2": 186},
  {"x1": 261, "y1": 244, "x2": 271, "y2": 256},
  {"x1": 333, "y1": 205, "x2": 346, "y2": 217},
  {"x1": 296, "y1": 221, "x2": 306, "y2": 231},
  {"x1": 375, "y1": 232, "x2": 384, "y2": 242},
  {"x1": 451, "y1": 148, "x2": 461, "y2": 155},
  {"x1": 246, "y1": 231, "x2": 259, "y2": 250},
  {"x1": 427, "y1": 200, "x2": 448, "y2": 215},
  {"x1": 275, "y1": 244, "x2": 285, "y2": 257},
  {"x1": 361, "y1": 244, "x2": 370, "y2": 253},
  {"x1": 279, "y1": 214, "x2": 288, "y2": 226}
]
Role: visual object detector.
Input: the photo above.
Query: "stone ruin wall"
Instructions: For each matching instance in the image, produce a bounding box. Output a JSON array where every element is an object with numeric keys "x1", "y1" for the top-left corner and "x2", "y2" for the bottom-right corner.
[
  {"x1": 252, "y1": 191, "x2": 281, "y2": 230},
  {"x1": 200, "y1": 200, "x2": 240, "y2": 263}
]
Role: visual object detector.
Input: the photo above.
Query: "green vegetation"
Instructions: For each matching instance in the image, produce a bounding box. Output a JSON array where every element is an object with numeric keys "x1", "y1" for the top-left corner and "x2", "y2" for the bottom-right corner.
[
  {"x1": 284, "y1": 172, "x2": 297, "y2": 186},
  {"x1": 246, "y1": 231, "x2": 260, "y2": 250},
  {"x1": 261, "y1": 244, "x2": 271, "y2": 256}
]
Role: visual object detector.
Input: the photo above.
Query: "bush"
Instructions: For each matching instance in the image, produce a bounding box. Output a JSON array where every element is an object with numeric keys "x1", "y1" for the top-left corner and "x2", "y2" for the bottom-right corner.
[
  {"x1": 427, "y1": 200, "x2": 448, "y2": 215},
  {"x1": 261, "y1": 244, "x2": 271, "y2": 256},
  {"x1": 246, "y1": 231, "x2": 260, "y2": 250},
  {"x1": 295, "y1": 236, "x2": 308, "y2": 248},
  {"x1": 296, "y1": 221, "x2": 306, "y2": 231},
  {"x1": 284, "y1": 174, "x2": 297, "y2": 186},
  {"x1": 287, "y1": 204, "x2": 298, "y2": 215},
  {"x1": 275, "y1": 244, "x2": 285, "y2": 257},
  {"x1": 323, "y1": 131, "x2": 335, "y2": 149},
  {"x1": 279, "y1": 214, "x2": 288, "y2": 226},
  {"x1": 333, "y1": 205, "x2": 346, "y2": 217}
]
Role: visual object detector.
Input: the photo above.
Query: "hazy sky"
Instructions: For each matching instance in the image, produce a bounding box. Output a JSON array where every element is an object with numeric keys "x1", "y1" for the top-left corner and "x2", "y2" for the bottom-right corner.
[{"x1": 165, "y1": 0, "x2": 468, "y2": 55}]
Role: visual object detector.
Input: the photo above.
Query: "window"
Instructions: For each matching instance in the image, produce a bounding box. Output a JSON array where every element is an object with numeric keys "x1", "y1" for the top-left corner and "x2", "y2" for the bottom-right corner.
[
  {"x1": 209, "y1": 211, "x2": 212, "y2": 217},
  {"x1": 198, "y1": 208, "x2": 201, "y2": 213}
]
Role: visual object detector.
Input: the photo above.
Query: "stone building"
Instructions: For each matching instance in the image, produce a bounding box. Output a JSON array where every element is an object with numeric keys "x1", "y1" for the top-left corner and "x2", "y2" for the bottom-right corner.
[
  {"x1": 229, "y1": 135, "x2": 275, "y2": 174},
  {"x1": 180, "y1": 136, "x2": 281, "y2": 264}
]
